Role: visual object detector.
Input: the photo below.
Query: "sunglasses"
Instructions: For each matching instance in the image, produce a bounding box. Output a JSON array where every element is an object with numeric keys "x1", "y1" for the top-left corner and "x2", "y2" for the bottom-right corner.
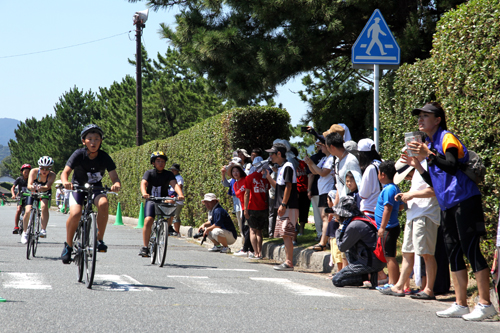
[{"x1": 40, "y1": 167, "x2": 51, "y2": 171}]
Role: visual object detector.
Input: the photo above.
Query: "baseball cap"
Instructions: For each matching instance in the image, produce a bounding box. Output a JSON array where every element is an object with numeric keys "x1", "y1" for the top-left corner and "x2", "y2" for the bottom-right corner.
[
  {"x1": 358, "y1": 138, "x2": 375, "y2": 152},
  {"x1": 201, "y1": 193, "x2": 218, "y2": 202}
]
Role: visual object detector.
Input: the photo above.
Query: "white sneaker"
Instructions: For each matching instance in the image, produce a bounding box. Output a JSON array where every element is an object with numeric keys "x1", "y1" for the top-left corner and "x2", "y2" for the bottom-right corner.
[
  {"x1": 233, "y1": 250, "x2": 248, "y2": 257},
  {"x1": 462, "y1": 303, "x2": 497, "y2": 321},
  {"x1": 436, "y1": 303, "x2": 470, "y2": 318},
  {"x1": 220, "y1": 247, "x2": 231, "y2": 254},
  {"x1": 21, "y1": 232, "x2": 28, "y2": 244},
  {"x1": 208, "y1": 245, "x2": 221, "y2": 252},
  {"x1": 40, "y1": 229, "x2": 47, "y2": 238}
]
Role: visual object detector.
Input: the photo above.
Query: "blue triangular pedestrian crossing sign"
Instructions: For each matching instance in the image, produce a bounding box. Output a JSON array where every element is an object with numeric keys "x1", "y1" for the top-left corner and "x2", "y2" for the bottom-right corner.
[{"x1": 352, "y1": 9, "x2": 400, "y2": 65}]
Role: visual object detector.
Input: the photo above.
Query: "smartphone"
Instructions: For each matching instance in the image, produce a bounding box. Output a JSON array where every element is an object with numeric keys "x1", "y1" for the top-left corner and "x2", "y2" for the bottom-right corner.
[{"x1": 301, "y1": 126, "x2": 309, "y2": 133}]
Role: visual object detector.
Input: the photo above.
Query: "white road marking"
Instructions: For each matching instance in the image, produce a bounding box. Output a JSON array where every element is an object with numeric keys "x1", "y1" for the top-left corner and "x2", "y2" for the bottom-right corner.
[
  {"x1": 250, "y1": 277, "x2": 344, "y2": 297},
  {"x1": 168, "y1": 275, "x2": 247, "y2": 294},
  {"x1": 203, "y1": 268, "x2": 258, "y2": 272},
  {"x1": 94, "y1": 274, "x2": 152, "y2": 291},
  {"x1": 3, "y1": 273, "x2": 52, "y2": 290}
]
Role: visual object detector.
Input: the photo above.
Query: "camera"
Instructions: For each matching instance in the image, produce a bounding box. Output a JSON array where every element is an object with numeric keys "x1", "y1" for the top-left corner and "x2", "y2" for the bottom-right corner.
[
  {"x1": 193, "y1": 230, "x2": 204, "y2": 239},
  {"x1": 301, "y1": 126, "x2": 309, "y2": 133},
  {"x1": 254, "y1": 157, "x2": 274, "y2": 173},
  {"x1": 324, "y1": 207, "x2": 334, "y2": 214}
]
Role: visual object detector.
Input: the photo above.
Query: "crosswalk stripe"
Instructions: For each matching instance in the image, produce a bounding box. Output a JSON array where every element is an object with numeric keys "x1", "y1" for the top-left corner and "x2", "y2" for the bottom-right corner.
[
  {"x1": 250, "y1": 277, "x2": 344, "y2": 297},
  {"x1": 2, "y1": 273, "x2": 52, "y2": 290},
  {"x1": 94, "y1": 274, "x2": 152, "y2": 291},
  {"x1": 168, "y1": 275, "x2": 247, "y2": 294}
]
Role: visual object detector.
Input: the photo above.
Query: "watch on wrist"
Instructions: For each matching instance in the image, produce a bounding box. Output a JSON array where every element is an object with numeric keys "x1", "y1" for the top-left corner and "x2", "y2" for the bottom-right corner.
[{"x1": 280, "y1": 203, "x2": 288, "y2": 208}]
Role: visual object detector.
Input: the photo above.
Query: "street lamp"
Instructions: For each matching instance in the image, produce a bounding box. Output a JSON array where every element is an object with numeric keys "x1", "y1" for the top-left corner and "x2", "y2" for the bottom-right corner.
[{"x1": 133, "y1": 9, "x2": 149, "y2": 146}]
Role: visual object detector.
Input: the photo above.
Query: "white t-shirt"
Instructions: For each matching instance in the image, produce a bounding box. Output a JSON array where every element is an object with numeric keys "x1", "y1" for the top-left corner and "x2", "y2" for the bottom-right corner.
[
  {"x1": 174, "y1": 174, "x2": 184, "y2": 205},
  {"x1": 406, "y1": 160, "x2": 440, "y2": 224},
  {"x1": 316, "y1": 155, "x2": 335, "y2": 195},
  {"x1": 359, "y1": 161, "x2": 381, "y2": 213},
  {"x1": 335, "y1": 153, "x2": 361, "y2": 199}
]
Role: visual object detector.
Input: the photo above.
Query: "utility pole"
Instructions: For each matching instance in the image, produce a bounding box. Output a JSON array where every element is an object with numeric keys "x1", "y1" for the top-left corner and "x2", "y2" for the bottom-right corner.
[{"x1": 133, "y1": 9, "x2": 149, "y2": 146}]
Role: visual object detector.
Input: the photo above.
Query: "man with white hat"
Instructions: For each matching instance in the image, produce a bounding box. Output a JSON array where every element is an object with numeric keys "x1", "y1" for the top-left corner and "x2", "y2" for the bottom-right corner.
[
  {"x1": 199, "y1": 193, "x2": 238, "y2": 253},
  {"x1": 379, "y1": 152, "x2": 440, "y2": 300}
]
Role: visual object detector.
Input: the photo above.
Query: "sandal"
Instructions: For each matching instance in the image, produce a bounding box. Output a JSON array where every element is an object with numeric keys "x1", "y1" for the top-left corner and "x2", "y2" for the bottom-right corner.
[{"x1": 311, "y1": 244, "x2": 326, "y2": 251}]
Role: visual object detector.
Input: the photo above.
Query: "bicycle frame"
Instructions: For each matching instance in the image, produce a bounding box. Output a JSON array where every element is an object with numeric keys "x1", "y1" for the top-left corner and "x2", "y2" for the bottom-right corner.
[
  {"x1": 22, "y1": 191, "x2": 49, "y2": 259},
  {"x1": 146, "y1": 197, "x2": 177, "y2": 267}
]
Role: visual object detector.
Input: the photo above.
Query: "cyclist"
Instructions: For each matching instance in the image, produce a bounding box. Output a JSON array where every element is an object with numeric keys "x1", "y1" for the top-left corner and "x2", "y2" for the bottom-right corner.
[
  {"x1": 20, "y1": 156, "x2": 57, "y2": 244},
  {"x1": 139, "y1": 151, "x2": 184, "y2": 257},
  {"x1": 11, "y1": 164, "x2": 31, "y2": 234},
  {"x1": 60, "y1": 124, "x2": 121, "y2": 264}
]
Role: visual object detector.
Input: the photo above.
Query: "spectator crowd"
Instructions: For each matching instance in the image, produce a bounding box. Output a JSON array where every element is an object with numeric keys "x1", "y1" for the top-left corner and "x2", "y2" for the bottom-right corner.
[{"x1": 197, "y1": 102, "x2": 498, "y2": 322}]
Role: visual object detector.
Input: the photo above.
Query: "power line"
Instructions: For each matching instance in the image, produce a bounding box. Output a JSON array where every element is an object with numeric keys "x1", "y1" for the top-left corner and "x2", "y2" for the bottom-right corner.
[{"x1": 0, "y1": 31, "x2": 131, "y2": 59}]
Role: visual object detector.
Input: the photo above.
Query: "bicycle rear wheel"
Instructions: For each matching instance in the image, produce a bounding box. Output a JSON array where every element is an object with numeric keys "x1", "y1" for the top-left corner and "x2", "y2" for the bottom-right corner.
[
  {"x1": 157, "y1": 220, "x2": 168, "y2": 267},
  {"x1": 84, "y1": 213, "x2": 97, "y2": 289},
  {"x1": 26, "y1": 208, "x2": 36, "y2": 260},
  {"x1": 150, "y1": 222, "x2": 157, "y2": 265},
  {"x1": 32, "y1": 211, "x2": 41, "y2": 257},
  {"x1": 74, "y1": 222, "x2": 84, "y2": 282}
]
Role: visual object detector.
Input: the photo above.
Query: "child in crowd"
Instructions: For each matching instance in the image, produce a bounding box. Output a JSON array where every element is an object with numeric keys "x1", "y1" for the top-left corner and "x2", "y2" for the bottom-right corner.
[
  {"x1": 326, "y1": 190, "x2": 346, "y2": 276},
  {"x1": 345, "y1": 170, "x2": 362, "y2": 209},
  {"x1": 374, "y1": 160, "x2": 403, "y2": 288}
]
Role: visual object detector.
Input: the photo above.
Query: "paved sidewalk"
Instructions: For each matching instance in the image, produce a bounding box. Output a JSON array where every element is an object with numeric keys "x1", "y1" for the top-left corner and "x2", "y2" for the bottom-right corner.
[{"x1": 107, "y1": 214, "x2": 332, "y2": 272}]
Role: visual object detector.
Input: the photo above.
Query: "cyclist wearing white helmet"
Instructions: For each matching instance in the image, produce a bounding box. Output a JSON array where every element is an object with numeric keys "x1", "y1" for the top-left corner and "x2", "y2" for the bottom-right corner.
[
  {"x1": 60, "y1": 124, "x2": 121, "y2": 264},
  {"x1": 20, "y1": 156, "x2": 57, "y2": 244}
]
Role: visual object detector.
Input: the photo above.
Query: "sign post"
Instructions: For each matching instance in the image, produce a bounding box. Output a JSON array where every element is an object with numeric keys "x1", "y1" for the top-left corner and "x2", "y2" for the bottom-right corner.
[{"x1": 352, "y1": 9, "x2": 400, "y2": 151}]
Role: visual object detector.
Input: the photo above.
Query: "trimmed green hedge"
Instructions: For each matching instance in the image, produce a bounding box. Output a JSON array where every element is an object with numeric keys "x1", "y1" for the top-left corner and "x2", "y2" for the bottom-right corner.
[
  {"x1": 380, "y1": 0, "x2": 500, "y2": 259},
  {"x1": 102, "y1": 106, "x2": 290, "y2": 227}
]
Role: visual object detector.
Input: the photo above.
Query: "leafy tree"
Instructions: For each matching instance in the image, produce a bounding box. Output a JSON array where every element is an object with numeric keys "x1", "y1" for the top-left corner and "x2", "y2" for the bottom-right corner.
[
  {"x1": 129, "y1": 0, "x2": 466, "y2": 104},
  {"x1": 0, "y1": 155, "x2": 11, "y2": 176}
]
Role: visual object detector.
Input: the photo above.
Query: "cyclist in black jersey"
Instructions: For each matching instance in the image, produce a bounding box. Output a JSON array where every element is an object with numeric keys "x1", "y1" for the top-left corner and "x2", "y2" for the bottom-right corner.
[
  {"x1": 21, "y1": 156, "x2": 56, "y2": 244},
  {"x1": 11, "y1": 164, "x2": 31, "y2": 234},
  {"x1": 60, "y1": 124, "x2": 121, "y2": 264}
]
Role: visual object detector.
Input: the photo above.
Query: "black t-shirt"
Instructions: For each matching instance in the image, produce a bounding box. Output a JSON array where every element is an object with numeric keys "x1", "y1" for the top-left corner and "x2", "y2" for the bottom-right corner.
[
  {"x1": 13, "y1": 177, "x2": 28, "y2": 194},
  {"x1": 66, "y1": 148, "x2": 117, "y2": 187},
  {"x1": 309, "y1": 151, "x2": 325, "y2": 196},
  {"x1": 142, "y1": 169, "x2": 176, "y2": 197},
  {"x1": 274, "y1": 161, "x2": 299, "y2": 209}
]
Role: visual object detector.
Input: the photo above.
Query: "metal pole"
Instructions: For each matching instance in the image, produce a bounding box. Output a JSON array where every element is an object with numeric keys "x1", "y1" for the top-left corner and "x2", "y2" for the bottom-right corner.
[
  {"x1": 135, "y1": 22, "x2": 143, "y2": 146},
  {"x1": 373, "y1": 64, "x2": 380, "y2": 152}
]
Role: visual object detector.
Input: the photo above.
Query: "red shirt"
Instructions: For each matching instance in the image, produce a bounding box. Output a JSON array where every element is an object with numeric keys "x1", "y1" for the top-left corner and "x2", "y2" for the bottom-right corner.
[
  {"x1": 243, "y1": 172, "x2": 269, "y2": 211},
  {"x1": 233, "y1": 178, "x2": 246, "y2": 208},
  {"x1": 296, "y1": 160, "x2": 309, "y2": 193}
]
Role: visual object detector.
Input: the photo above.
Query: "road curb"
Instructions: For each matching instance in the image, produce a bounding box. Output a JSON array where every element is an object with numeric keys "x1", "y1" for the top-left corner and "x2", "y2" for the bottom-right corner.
[{"x1": 108, "y1": 214, "x2": 331, "y2": 272}]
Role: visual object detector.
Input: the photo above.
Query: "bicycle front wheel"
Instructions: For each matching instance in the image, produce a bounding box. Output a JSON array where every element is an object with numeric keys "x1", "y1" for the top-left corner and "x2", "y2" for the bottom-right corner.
[
  {"x1": 26, "y1": 208, "x2": 36, "y2": 260},
  {"x1": 157, "y1": 220, "x2": 168, "y2": 267},
  {"x1": 150, "y1": 222, "x2": 157, "y2": 265},
  {"x1": 84, "y1": 213, "x2": 97, "y2": 289},
  {"x1": 32, "y1": 211, "x2": 41, "y2": 257},
  {"x1": 74, "y1": 222, "x2": 84, "y2": 282}
]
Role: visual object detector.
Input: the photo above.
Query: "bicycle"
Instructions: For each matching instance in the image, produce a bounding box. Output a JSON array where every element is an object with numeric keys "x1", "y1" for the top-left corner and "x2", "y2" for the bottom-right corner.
[
  {"x1": 71, "y1": 184, "x2": 117, "y2": 289},
  {"x1": 145, "y1": 197, "x2": 177, "y2": 267},
  {"x1": 22, "y1": 191, "x2": 49, "y2": 259},
  {"x1": 15, "y1": 197, "x2": 26, "y2": 237}
]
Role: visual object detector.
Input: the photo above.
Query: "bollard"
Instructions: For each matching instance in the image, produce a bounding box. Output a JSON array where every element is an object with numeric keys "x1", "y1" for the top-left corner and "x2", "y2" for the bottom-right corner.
[
  {"x1": 113, "y1": 202, "x2": 124, "y2": 226},
  {"x1": 134, "y1": 202, "x2": 145, "y2": 229}
]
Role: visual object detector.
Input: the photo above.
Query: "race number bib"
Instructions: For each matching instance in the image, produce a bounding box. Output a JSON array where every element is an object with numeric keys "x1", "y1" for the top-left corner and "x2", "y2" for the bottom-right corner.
[
  {"x1": 152, "y1": 186, "x2": 162, "y2": 197},
  {"x1": 87, "y1": 172, "x2": 103, "y2": 184}
]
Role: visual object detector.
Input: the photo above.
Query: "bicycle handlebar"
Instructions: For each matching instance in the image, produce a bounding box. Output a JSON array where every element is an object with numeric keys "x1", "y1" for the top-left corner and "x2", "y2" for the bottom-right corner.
[{"x1": 22, "y1": 191, "x2": 50, "y2": 199}]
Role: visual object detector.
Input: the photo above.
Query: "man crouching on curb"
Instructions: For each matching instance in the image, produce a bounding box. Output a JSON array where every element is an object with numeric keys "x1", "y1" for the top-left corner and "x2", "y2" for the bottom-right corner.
[
  {"x1": 264, "y1": 142, "x2": 299, "y2": 271},
  {"x1": 199, "y1": 193, "x2": 238, "y2": 254}
]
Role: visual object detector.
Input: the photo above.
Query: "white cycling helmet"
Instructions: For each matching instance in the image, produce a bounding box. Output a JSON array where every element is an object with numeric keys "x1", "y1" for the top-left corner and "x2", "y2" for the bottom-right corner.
[{"x1": 38, "y1": 156, "x2": 54, "y2": 168}]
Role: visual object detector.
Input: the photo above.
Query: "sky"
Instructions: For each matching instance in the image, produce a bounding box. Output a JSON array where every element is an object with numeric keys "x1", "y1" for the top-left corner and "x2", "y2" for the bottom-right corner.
[{"x1": 0, "y1": 1, "x2": 309, "y2": 127}]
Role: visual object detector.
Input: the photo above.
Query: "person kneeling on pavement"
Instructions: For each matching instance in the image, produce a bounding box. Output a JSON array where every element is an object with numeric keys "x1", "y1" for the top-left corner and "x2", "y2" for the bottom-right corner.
[
  {"x1": 199, "y1": 193, "x2": 238, "y2": 253},
  {"x1": 331, "y1": 196, "x2": 386, "y2": 287}
]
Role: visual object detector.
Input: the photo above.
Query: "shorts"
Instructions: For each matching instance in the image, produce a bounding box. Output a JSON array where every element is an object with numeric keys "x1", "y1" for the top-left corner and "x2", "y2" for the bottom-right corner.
[
  {"x1": 442, "y1": 195, "x2": 488, "y2": 273},
  {"x1": 208, "y1": 228, "x2": 236, "y2": 246},
  {"x1": 26, "y1": 195, "x2": 51, "y2": 207},
  {"x1": 69, "y1": 190, "x2": 106, "y2": 207},
  {"x1": 401, "y1": 217, "x2": 439, "y2": 256},
  {"x1": 381, "y1": 224, "x2": 400, "y2": 258},
  {"x1": 298, "y1": 191, "x2": 311, "y2": 223},
  {"x1": 318, "y1": 193, "x2": 329, "y2": 208},
  {"x1": 247, "y1": 210, "x2": 267, "y2": 230},
  {"x1": 173, "y1": 205, "x2": 183, "y2": 223},
  {"x1": 329, "y1": 238, "x2": 345, "y2": 264},
  {"x1": 274, "y1": 208, "x2": 299, "y2": 238}
]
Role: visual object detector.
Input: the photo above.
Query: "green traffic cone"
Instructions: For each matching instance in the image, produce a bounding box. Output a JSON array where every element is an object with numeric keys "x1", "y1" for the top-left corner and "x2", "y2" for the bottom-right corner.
[
  {"x1": 134, "y1": 202, "x2": 145, "y2": 229},
  {"x1": 1, "y1": 199, "x2": 4, "y2": 206},
  {"x1": 113, "y1": 202, "x2": 124, "y2": 226},
  {"x1": 60, "y1": 203, "x2": 65, "y2": 213},
  {"x1": 0, "y1": 297, "x2": 6, "y2": 302}
]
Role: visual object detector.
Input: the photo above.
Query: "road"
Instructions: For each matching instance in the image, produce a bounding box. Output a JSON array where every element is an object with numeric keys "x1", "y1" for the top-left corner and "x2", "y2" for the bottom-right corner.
[{"x1": 0, "y1": 205, "x2": 497, "y2": 332}]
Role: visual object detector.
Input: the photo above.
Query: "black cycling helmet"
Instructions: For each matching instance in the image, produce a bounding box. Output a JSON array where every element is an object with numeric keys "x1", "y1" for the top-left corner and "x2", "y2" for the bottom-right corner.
[
  {"x1": 81, "y1": 124, "x2": 104, "y2": 140},
  {"x1": 150, "y1": 151, "x2": 168, "y2": 164}
]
